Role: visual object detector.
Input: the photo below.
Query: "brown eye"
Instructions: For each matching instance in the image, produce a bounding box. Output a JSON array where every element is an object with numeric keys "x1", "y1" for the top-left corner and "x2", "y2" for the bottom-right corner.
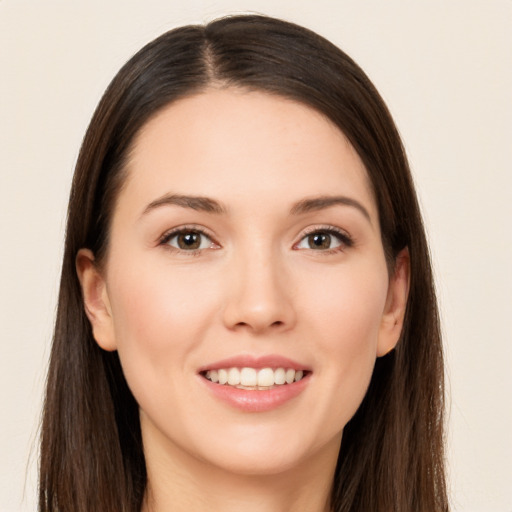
[
  {"x1": 307, "y1": 233, "x2": 332, "y2": 250},
  {"x1": 165, "y1": 230, "x2": 214, "y2": 251},
  {"x1": 295, "y1": 229, "x2": 348, "y2": 251},
  {"x1": 177, "y1": 232, "x2": 201, "y2": 250}
]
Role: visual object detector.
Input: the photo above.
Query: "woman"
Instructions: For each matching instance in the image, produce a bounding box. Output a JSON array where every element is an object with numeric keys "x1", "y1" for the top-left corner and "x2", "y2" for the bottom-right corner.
[{"x1": 39, "y1": 14, "x2": 448, "y2": 512}]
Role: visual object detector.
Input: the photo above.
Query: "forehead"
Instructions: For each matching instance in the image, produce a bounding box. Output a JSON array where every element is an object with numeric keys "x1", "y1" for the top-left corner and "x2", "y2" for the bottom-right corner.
[{"x1": 121, "y1": 88, "x2": 376, "y2": 219}]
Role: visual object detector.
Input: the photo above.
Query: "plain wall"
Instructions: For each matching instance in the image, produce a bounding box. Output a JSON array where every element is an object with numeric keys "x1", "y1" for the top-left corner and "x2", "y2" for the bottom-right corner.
[{"x1": 1, "y1": 1, "x2": 511, "y2": 511}]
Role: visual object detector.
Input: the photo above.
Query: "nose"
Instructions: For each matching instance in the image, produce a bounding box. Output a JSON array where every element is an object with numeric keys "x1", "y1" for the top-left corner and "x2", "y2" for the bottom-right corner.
[{"x1": 222, "y1": 247, "x2": 296, "y2": 334}]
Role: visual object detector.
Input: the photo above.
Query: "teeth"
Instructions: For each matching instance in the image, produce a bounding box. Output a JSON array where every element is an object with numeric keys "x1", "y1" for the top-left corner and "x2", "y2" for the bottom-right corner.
[
  {"x1": 274, "y1": 368, "x2": 286, "y2": 385},
  {"x1": 240, "y1": 367, "x2": 257, "y2": 386},
  {"x1": 227, "y1": 367, "x2": 240, "y2": 386},
  {"x1": 204, "y1": 367, "x2": 307, "y2": 388},
  {"x1": 218, "y1": 369, "x2": 228, "y2": 385},
  {"x1": 257, "y1": 368, "x2": 274, "y2": 387}
]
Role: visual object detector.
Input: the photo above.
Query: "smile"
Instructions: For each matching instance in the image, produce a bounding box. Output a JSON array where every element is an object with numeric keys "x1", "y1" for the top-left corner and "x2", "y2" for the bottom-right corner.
[
  {"x1": 202, "y1": 367, "x2": 306, "y2": 390},
  {"x1": 198, "y1": 355, "x2": 311, "y2": 412}
]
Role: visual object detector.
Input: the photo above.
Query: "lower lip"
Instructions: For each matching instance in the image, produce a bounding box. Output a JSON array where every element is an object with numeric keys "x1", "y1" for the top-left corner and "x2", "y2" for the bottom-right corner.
[{"x1": 199, "y1": 374, "x2": 311, "y2": 412}]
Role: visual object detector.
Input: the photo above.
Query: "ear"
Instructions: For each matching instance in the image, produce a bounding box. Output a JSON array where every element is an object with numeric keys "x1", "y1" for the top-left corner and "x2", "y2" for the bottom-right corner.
[
  {"x1": 76, "y1": 248, "x2": 117, "y2": 351},
  {"x1": 377, "y1": 248, "x2": 410, "y2": 357}
]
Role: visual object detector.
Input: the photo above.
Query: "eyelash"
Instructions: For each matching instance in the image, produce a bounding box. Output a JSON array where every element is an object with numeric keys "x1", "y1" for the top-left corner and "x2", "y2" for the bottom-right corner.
[
  {"x1": 159, "y1": 226, "x2": 218, "y2": 256},
  {"x1": 158, "y1": 225, "x2": 354, "y2": 255},
  {"x1": 294, "y1": 225, "x2": 354, "y2": 254}
]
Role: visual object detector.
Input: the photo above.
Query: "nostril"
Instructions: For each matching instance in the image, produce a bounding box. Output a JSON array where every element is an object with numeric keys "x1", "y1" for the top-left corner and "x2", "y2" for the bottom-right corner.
[{"x1": 232, "y1": 319, "x2": 285, "y2": 332}]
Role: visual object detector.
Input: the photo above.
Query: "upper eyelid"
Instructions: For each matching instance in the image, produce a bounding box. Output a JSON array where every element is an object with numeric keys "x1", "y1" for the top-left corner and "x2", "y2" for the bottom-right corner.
[
  {"x1": 158, "y1": 227, "x2": 221, "y2": 255},
  {"x1": 298, "y1": 224, "x2": 352, "y2": 239},
  {"x1": 157, "y1": 223, "x2": 353, "y2": 247},
  {"x1": 294, "y1": 225, "x2": 354, "y2": 249},
  {"x1": 159, "y1": 225, "x2": 216, "y2": 244}
]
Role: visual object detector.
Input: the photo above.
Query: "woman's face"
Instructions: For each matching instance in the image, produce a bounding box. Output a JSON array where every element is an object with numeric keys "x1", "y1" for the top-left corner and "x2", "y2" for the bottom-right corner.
[{"x1": 79, "y1": 89, "x2": 407, "y2": 476}]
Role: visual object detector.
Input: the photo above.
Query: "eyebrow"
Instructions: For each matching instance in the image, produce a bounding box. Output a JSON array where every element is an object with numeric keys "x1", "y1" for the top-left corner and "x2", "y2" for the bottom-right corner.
[
  {"x1": 142, "y1": 193, "x2": 227, "y2": 216},
  {"x1": 290, "y1": 195, "x2": 371, "y2": 222},
  {"x1": 141, "y1": 193, "x2": 371, "y2": 222}
]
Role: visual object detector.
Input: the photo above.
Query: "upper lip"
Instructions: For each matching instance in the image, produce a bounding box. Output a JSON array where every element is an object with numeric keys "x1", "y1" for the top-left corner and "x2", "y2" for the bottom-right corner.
[{"x1": 198, "y1": 354, "x2": 311, "y2": 373}]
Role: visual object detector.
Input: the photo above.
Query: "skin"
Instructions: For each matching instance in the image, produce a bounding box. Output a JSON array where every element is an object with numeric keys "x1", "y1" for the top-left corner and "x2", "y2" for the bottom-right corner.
[{"x1": 77, "y1": 89, "x2": 409, "y2": 512}]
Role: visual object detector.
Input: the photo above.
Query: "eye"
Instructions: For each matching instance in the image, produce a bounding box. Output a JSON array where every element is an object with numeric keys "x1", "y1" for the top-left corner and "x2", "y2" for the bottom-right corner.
[
  {"x1": 295, "y1": 228, "x2": 352, "y2": 251},
  {"x1": 161, "y1": 228, "x2": 217, "y2": 252}
]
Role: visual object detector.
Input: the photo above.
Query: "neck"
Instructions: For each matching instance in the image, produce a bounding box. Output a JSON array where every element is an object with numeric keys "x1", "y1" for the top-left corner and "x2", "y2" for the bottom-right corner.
[{"x1": 140, "y1": 425, "x2": 338, "y2": 512}]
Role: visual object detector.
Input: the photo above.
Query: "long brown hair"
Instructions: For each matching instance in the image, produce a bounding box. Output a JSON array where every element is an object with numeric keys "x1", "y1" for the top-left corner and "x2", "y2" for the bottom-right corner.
[{"x1": 39, "y1": 14, "x2": 448, "y2": 512}]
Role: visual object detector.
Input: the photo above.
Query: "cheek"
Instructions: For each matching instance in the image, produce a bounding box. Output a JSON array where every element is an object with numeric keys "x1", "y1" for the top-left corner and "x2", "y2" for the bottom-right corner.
[
  {"x1": 105, "y1": 260, "x2": 218, "y2": 398},
  {"x1": 109, "y1": 257, "x2": 215, "y2": 338},
  {"x1": 299, "y1": 260, "x2": 388, "y2": 424},
  {"x1": 303, "y1": 258, "x2": 388, "y2": 345}
]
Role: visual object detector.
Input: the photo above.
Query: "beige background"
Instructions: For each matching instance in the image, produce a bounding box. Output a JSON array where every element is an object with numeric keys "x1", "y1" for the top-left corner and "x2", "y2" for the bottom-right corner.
[{"x1": 1, "y1": 1, "x2": 511, "y2": 511}]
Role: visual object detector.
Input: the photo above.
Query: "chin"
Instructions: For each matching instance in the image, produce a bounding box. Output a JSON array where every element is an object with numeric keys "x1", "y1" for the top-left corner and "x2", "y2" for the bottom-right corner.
[
  {"x1": 205, "y1": 449, "x2": 308, "y2": 477},
  {"x1": 194, "y1": 427, "x2": 340, "y2": 478}
]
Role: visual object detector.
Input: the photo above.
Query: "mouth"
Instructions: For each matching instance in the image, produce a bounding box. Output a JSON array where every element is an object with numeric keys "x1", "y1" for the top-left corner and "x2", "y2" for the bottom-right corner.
[
  {"x1": 200, "y1": 367, "x2": 309, "y2": 390},
  {"x1": 197, "y1": 355, "x2": 311, "y2": 411}
]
